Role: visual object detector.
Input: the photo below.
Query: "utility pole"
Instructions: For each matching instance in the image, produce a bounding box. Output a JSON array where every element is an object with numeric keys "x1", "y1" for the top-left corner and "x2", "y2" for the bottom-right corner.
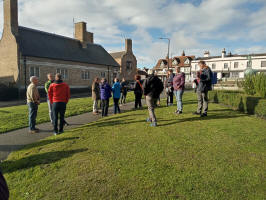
[{"x1": 159, "y1": 37, "x2": 170, "y2": 70}]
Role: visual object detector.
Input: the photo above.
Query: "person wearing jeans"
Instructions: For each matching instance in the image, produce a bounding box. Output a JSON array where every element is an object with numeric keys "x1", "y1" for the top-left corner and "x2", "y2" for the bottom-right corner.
[
  {"x1": 112, "y1": 78, "x2": 121, "y2": 114},
  {"x1": 100, "y1": 78, "x2": 112, "y2": 117},
  {"x1": 26, "y1": 76, "x2": 40, "y2": 134},
  {"x1": 48, "y1": 73, "x2": 70, "y2": 135},
  {"x1": 173, "y1": 67, "x2": 185, "y2": 114}
]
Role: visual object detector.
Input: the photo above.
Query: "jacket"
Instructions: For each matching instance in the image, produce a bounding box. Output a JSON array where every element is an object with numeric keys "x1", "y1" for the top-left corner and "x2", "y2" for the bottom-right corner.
[
  {"x1": 173, "y1": 72, "x2": 185, "y2": 91},
  {"x1": 100, "y1": 82, "x2": 112, "y2": 100},
  {"x1": 134, "y1": 80, "x2": 143, "y2": 95},
  {"x1": 165, "y1": 73, "x2": 175, "y2": 88},
  {"x1": 198, "y1": 67, "x2": 213, "y2": 92},
  {"x1": 121, "y1": 81, "x2": 128, "y2": 95},
  {"x1": 112, "y1": 82, "x2": 121, "y2": 99},
  {"x1": 26, "y1": 83, "x2": 40, "y2": 104},
  {"x1": 48, "y1": 80, "x2": 70, "y2": 104},
  {"x1": 92, "y1": 82, "x2": 100, "y2": 100},
  {"x1": 143, "y1": 75, "x2": 164, "y2": 99},
  {"x1": 44, "y1": 80, "x2": 53, "y2": 94}
]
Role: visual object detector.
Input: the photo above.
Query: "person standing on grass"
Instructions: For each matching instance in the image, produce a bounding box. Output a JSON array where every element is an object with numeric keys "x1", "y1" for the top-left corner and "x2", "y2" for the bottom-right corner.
[
  {"x1": 112, "y1": 78, "x2": 121, "y2": 114},
  {"x1": 48, "y1": 73, "x2": 70, "y2": 135},
  {"x1": 27, "y1": 76, "x2": 40, "y2": 134},
  {"x1": 120, "y1": 78, "x2": 127, "y2": 105},
  {"x1": 143, "y1": 70, "x2": 164, "y2": 127},
  {"x1": 165, "y1": 69, "x2": 175, "y2": 106},
  {"x1": 0, "y1": 170, "x2": 9, "y2": 200},
  {"x1": 134, "y1": 75, "x2": 143, "y2": 109},
  {"x1": 173, "y1": 66, "x2": 185, "y2": 115},
  {"x1": 92, "y1": 77, "x2": 101, "y2": 115},
  {"x1": 100, "y1": 78, "x2": 112, "y2": 117},
  {"x1": 45, "y1": 73, "x2": 54, "y2": 123},
  {"x1": 193, "y1": 60, "x2": 213, "y2": 117}
]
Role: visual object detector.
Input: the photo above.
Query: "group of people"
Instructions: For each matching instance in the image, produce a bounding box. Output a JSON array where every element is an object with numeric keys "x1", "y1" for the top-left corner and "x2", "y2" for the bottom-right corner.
[{"x1": 27, "y1": 73, "x2": 70, "y2": 135}]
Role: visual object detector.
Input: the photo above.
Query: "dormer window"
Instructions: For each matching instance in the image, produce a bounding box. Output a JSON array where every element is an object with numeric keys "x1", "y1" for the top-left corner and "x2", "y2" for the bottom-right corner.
[
  {"x1": 172, "y1": 59, "x2": 178, "y2": 66},
  {"x1": 184, "y1": 58, "x2": 190, "y2": 65},
  {"x1": 160, "y1": 61, "x2": 167, "y2": 67}
]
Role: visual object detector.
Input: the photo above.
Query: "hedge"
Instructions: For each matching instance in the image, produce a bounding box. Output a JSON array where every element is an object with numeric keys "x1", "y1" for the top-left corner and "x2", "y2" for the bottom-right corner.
[{"x1": 209, "y1": 90, "x2": 266, "y2": 119}]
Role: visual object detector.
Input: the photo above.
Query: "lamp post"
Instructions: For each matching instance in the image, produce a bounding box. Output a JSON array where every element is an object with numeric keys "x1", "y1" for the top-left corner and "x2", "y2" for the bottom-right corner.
[{"x1": 159, "y1": 37, "x2": 170, "y2": 70}]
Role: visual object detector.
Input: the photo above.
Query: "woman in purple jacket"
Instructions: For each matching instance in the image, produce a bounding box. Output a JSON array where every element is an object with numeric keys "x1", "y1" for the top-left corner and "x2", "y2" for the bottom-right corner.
[
  {"x1": 100, "y1": 78, "x2": 112, "y2": 117},
  {"x1": 173, "y1": 67, "x2": 185, "y2": 114}
]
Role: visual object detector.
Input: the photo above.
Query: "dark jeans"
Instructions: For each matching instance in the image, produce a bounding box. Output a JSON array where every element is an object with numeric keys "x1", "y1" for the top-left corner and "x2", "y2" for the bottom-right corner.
[
  {"x1": 28, "y1": 102, "x2": 38, "y2": 130},
  {"x1": 101, "y1": 99, "x2": 109, "y2": 116},
  {"x1": 113, "y1": 98, "x2": 121, "y2": 114},
  {"x1": 52, "y1": 102, "x2": 66, "y2": 133},
  {"x1": 135, "y1": 93, "x2": 142, "y2": 108},
  {"x1": 166, "y1": 91, "x2": 174, "y2": 105},
  {"x1": 120, "y1": 93, "x2": 127, "y2": 104}
]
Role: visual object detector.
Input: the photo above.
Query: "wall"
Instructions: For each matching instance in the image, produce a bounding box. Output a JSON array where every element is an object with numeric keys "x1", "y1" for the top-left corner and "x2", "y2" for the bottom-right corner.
[{"x1": 120, "y1": 53, "x2": 137, "y2": 81}]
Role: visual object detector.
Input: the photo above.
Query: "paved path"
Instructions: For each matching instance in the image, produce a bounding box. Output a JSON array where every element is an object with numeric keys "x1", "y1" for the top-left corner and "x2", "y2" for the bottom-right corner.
[{"x1": 0, "y1": 101, "x2": 139, "y2": 161}]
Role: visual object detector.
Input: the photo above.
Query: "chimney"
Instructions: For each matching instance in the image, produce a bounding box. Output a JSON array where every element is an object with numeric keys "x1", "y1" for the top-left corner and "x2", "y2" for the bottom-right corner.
[
  {"x1": 125, "y1": 39, "x2": 132, "y2": 53},
  {"x1": 204, "y1": 51, "x2": 210, "y2": 57},
  {"x1": 75, "y1": 22, "x2": 94, "y2": 48},
  {"x1": 222, "y1": 48, "x2": 226, "y2": 58},
  {"x1": 4, "y1": 0, "x2": 18, "y2": 36}
]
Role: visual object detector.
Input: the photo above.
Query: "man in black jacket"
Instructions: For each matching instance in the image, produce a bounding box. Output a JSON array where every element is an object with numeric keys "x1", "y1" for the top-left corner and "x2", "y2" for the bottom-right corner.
[
  {"x1": 165, "y1": 69, "x2": 175, "y2": 106},
  {"x1": 143, "y1": 70, "x2": 164, "y2": 127},
  {"x1": 194, "y1": 60, "x2": 213, "y2": 117},
  {"x1": 0, "y1": 170, "x2": 9, "y2": 200}
]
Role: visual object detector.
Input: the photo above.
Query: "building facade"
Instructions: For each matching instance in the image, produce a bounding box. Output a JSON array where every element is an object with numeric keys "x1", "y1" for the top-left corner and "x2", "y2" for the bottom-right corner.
[
  {"x1": 110, "y1": 39, "x2": 137, "y2": 81},
  {"x1": 191, "y1": 49, "x2": 266, "y2": 80},
  {"x1": 0, "y1": 0, "x2": 119, "y2": 91}
]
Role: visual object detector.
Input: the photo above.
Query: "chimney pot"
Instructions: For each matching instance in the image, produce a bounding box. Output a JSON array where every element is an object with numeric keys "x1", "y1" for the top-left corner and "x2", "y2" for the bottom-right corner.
[
  {"x1": 125, "y1": 39, "x2": 132, "y2": 53},
  {"x1": 75, "y1": 22, "x2": 94, "y2": 48}
]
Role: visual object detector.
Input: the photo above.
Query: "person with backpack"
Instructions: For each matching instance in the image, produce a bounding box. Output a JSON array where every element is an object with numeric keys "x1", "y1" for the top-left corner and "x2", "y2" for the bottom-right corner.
[
  {"x1": 112, "y1": 78, "x2": 121, "y2": 114},
  {"x1": 193, "y1": 60, "x2": 213, "y2": 117},
  {"x1": 133, "y1": 75, "x2": 143, "y2": 109},
  {"x1": 120, "y1": 78, "x2": 127, "y2": 105},
  {"x1": 173, "y1": 67, "x2": 185, "y2": 114},
  {"x1": 143, "y1": 70, "x2": 164, "y2": 127},
  {"x1": 100, "y1": 78, "x2": 112, "y2": 117}
]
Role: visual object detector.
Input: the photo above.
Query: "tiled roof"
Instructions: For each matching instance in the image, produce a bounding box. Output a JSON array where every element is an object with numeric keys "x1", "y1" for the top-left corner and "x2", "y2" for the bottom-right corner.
[
  {"x1": 110, "y1": 51, "x2": 126, "y2": 59},
  {"x1": 154, "y1": 55, "x2": 195, "y2": 69},
  {"x1": 17, "y1": 26, "x2": 119, "y2": 67}
]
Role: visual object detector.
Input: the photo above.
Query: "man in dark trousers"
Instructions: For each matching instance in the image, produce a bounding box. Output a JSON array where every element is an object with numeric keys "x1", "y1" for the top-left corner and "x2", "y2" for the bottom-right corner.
[
  {"x1": 0, "y1": 170, "x2": 9, "y2": 200},
  {"x1": 120, "y1": 78, "x2": 128, "y2": 105},
  {"x1": 193, "y1": 60, "x2": 213, "y2": 117},
  {"x1": 100, "y1": 78, "x2": 112, "y2": 117},
  {"x1": 48, "y1": 73, "x2": 70, "y2": 135},
  {"x1": 165, "y1": 69, "x2": 175, "y2": 106},
  {"x1": 143, "y1": 70, "x2": 164, "y2": 127}
]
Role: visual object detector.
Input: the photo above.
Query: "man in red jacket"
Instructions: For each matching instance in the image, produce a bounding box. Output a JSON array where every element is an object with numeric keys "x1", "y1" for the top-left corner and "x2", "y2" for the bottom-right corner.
[{"x1": 48, "y1": 73, "x2": 70, "y2": 135}]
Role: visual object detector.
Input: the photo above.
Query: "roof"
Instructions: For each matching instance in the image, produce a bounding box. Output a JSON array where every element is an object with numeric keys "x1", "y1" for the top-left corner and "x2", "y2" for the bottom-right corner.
[
  {"x1": 17, "y1": 26, "x2": 119, "y2": 67},
  {"x1": 154, "y1": 55, "x2": 195, "y2": 70},
  {"x1": 195, "y1": 53, "x2": 266, "y2": 61},
  {"x1": 110, "y1": 51, "x2": 126, "y2": 59}
]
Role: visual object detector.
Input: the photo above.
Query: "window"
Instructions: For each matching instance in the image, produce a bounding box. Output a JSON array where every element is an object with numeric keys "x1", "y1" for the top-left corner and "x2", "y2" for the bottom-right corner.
[
  {"x1": 81, "y1": 71, "x2": 90, "y2": 80},
  {"x1": 195, "y1": 64, "x2": 198, "y2": 70},
  {"x1": 212, "y1": 63, "x2": 216, "y2": 70},
  {"x1": 224, "y1": 63, "x2": 228, "y2": 69},
  {"x1": 101, "y1": 72, "x2": 106, "y2": 78},
  {"x1": 160, "y1": 61, "x2": 165, "y2": 67},
  {"x1": 172, "y1": 59, "x2": 178, "y2": 66},
  {"x1": 56, "y1": 68, "x2": 68, "y2": 79},
  {"x1": 29, "y1": 66, "x2": 40, "y2": 78},
  {"x1": 247, "y1": 61, "x2": 252, "y2": 68},
  {"x1": 184, "y1": 58, "x2": 190, "y2": 65},
  {"x1": 234, "y1": 62, "x2": 239, "y2": 68},
  {"x1": 126, "y1": 61, "x2": 133, "y2": 70},
  {"x1": 231, "y1": 72, "x2": 239, "y2": 78},
  {"x1": 261, "y1": 61, "x2": 266, "y2": 68}
]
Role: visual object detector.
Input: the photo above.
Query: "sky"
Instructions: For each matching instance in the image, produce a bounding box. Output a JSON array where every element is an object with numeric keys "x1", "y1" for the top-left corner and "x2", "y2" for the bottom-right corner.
[{"x1": 0, "y1": 0, "x2": 266, "y2": 68}]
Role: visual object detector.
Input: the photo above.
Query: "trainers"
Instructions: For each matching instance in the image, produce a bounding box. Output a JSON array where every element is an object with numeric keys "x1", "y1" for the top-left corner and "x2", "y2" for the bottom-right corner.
[
  {"x1": 54, "y1": 132, "x2": 58, "y2": 136},
  {"x1": 146, "y1": 118, "x2": 152, "y2": 122},
  {"x1": 177, "y1": 111, "x2": 182, "y2": 115},
  {"x1": 34, "y1": 128, "x2": 40, "y2": 133},
  {"x1": 193, "y1": 112, "x2": 201, "y2": 115},
  {"x1": 150, "y1": 122, "x2": 157, "y2": 127},
  {"x1": 29, "y1": 130, "x2": 37, "y2": 134},
  {"x1": 200, "y1": 113, "x2": 208, "y2": 117}
]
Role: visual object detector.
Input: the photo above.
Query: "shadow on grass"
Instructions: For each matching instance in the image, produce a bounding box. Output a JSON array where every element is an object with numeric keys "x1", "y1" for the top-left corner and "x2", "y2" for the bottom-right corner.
[
  {"x1": 1, "y1": 148, "x2": 87, "y2": 173},
  {"x1": 0, "y1": 110, "x2": 10, "y2": 113},
  {"x1": 0, "y1": 137, "x2": 80, "y2": 152}
]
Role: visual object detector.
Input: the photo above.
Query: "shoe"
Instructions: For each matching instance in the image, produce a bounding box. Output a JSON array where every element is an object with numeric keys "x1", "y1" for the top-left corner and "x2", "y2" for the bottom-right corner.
[
  {"x1": 146, "y1": 118, "x2": 152, "y2": 122},
  {"x1": 34, "y1": 128, "x2": 40, "y2": 133},
  {"x1": 175, "y1": 110, "x2": 179, "y2": 114},
  {"x1": 193, "y1": 112, "x2": 201, "y2": 115},
  {"x1": 150, "y1": 122, "x2": 157, "y2": 127},
  {"x1": 54, "y1": 132, "x2": 58, "y2": 136},
  {"x1": 200, "y1": 113, "x2": 208, "y2": 117},
  {"x1": 29, "y1": 130, "x2": 37, "y2": 134},
  {"x1": 93, "y1": 112, "x2": 99, "y2": 115},
  {"x1": 177, "y1": 111, "x2": 182, "y2": 115},
  {"x1": 59, "y1": 130, "x2": 64, "y2": 134}
]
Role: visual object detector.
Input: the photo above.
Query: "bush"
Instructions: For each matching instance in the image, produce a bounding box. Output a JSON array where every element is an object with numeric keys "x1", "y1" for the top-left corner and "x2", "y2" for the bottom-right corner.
[
  {"x1": 209, "y1": 90, "x2": 266, "y2": 118},
  {"x1": 242, "y1": 73, "x2": 266, "y2": 97}
]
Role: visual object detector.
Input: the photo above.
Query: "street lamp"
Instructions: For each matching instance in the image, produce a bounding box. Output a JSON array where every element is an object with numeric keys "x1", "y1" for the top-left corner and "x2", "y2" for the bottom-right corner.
[{"x1": 159, "y1": 37, "x2": 170, "y2": 70}]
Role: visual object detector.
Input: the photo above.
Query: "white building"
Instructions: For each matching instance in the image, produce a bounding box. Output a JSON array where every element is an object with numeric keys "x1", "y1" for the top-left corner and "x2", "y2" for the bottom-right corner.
[{"x1": 191, "y1": 49, "x2": 266, "y2": 80}]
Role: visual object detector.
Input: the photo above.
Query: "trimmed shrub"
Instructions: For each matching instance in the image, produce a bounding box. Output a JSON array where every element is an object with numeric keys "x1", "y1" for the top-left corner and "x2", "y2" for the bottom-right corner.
[
  {"x1": 242, "y1": 73, "x2": 266, "y2": 97},
  {"x1": 209, "y1": 90, "x2": 266, "y2": 118}
]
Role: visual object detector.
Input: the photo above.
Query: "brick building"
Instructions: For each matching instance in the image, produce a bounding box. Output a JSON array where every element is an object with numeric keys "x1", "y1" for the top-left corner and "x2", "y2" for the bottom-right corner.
[
  {"x1": 0, "y1": 0, "x2": 119, "y2": 93},
  {"x1": 110, "y1": 39, "x2": 137, "y2": 81}
]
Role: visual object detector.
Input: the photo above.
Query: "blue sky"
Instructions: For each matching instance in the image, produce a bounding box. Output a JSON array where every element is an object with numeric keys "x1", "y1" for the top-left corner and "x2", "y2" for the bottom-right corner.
[{"x1": 1, "y1": 0, "x2": 266, "y2": 68}]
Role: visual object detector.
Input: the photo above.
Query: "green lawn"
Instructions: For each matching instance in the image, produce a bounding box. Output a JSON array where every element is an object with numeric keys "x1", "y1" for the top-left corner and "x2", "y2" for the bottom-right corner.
[
  {"x1": 0, "y1": 93, "x2": 134, "y2": 133},
  {"x1": 1, "y1": 92, "x2": 266, "y2": 200}
]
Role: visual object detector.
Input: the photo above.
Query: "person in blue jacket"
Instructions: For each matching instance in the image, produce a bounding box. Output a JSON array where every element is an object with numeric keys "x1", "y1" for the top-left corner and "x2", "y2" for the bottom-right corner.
[
  {"x1": 112, "y1": 78, "x2": 122, "y2": 114},
  {"x1": 100, "y1": 78, "x2": 112, "y2": 117}
]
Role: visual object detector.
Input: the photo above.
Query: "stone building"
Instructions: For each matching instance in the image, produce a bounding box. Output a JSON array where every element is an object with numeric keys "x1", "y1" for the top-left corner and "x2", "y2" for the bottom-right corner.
[
  {"x1": 0, "y1": 0, "x2": 119, "y2": 93},
  {"x1": 110, "y1": 39, "x2": 137, "y2": 81},
  {"x1": 191, "y1": 49, "x2": 266, "y2": 80}
]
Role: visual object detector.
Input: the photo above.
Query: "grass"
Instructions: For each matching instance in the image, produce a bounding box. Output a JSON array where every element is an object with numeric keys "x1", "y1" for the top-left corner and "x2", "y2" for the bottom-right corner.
[
  {"x1": 0, "y1": 92, "x2": 135, "y2": 133},
  {"x1": 1, "y1": 92, "x2": 266, "y2": 200}
]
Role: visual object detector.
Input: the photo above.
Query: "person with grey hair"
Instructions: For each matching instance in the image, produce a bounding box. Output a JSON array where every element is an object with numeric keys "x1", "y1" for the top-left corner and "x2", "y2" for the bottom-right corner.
[
  {"x1": 26, "y1": 76, "x2": 40, "y2": 134},
  {"x1": 143, "y1": 69, "x2": 164, "y2": 127}
]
